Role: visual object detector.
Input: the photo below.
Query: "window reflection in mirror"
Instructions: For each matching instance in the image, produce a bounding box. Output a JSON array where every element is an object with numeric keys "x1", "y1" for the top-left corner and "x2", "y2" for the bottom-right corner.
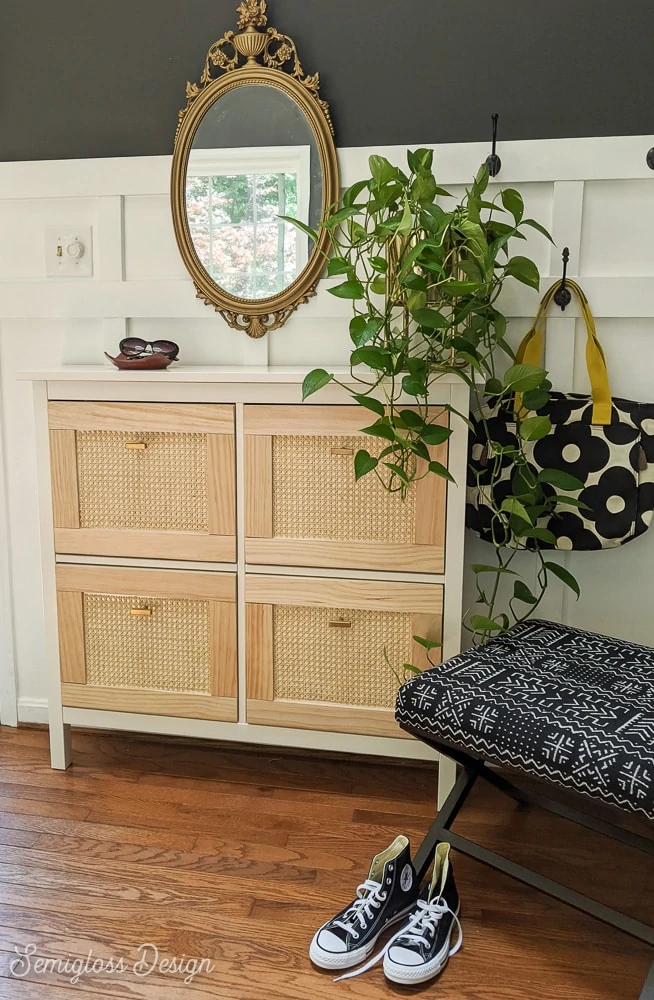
[{"x1": 186, "y1": 146, "x2": 311, "y2": 300}]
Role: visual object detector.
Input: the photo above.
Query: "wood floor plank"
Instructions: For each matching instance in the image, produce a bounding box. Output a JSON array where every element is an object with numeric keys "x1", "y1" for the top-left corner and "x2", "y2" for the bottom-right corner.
[
  {"x1": 0, "y1": 779, "x2": 355, "y2": 837},
  {"x1": 135, "y1": 764, "x2": 437, "y2": 804},
  {"x1": 0, "y1": 828, "x2": 39, "y2": 849},
  {"x1": 0, "y1": 726, "x2": 649, "y2": 1000},
  {"x1": 0, "y1": 813, "x2": 200, "y2": 852},
  {"x1": 0, "y1": 980, "x2": 117, "y2": 1000},
  {"x1": 0, "y1": 883, "x2": 251, "y2": 932},
  {"x1": 0, "y1": 840, "x2": 318, "y2": 886},
  {"x1": 0, "y1": 844, "x2": 288, "y2": 906},
  {"x1": 0, "y1": 808, "x2": 289, "y2": 852},
  {"x1": 0, "y1": 800, "x2": 423, "y2": 856},
  {"x1": 0, "y1": 767, "x2": 431, "y2": 825},
  {"x1": 32, "y1": 831, "x2": 351, "y2": 876},
  {"x1": 0, "y1": 797, "x2": 91, "y2": 822}
]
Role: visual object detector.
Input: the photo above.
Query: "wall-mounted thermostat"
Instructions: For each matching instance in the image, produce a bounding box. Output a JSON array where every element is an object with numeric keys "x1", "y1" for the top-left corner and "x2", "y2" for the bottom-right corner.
[{"x1": 45, "y1": 226, "x2": 94, "y2": 277}]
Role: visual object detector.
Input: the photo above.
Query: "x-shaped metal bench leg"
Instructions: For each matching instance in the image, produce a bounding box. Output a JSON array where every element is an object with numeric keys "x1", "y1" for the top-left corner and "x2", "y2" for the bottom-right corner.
[
  {"x1": 407, "y1": 736, "x2": 654, "y2": 947},
  {"x1": 640, "y1": 963, "x2": 654, "y2": 1000}
]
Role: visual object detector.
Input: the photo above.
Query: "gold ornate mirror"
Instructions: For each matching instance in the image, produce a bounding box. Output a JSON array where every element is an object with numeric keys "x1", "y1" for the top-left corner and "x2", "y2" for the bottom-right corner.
[{"x1": 171, "y1": 0, "x2": 339, "y2": 338}]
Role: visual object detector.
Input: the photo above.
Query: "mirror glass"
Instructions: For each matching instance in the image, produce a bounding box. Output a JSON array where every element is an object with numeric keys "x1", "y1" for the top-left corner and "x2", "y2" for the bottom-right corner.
[{"x1": 185, "y1": 84, "x2": 323, "y2": 301}]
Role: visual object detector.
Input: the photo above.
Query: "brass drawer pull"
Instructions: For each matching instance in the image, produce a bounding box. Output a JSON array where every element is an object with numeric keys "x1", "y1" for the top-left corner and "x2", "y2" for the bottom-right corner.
[
  {"x1": 331, "y1": 447, "x2": 354, "y2": 456},
  {"x1": 130, "y1": 608, "x2": 152, "y2": 617},
  {"x1": 125, "y1": 442, "x2": 148, "y2": 451},
  {"x1": 329, "y1": 619, "x2": 352, "y2": 628}
]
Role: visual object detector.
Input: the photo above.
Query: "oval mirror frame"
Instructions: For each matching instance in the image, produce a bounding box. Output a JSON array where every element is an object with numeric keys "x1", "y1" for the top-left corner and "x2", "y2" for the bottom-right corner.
[{"x1": 171, "y1": 0, "x2": 339, "y2": 339}]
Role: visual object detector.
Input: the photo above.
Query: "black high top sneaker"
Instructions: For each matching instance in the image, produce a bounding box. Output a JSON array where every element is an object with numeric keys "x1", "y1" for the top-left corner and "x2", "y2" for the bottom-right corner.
[
  {"x1": 383, "y1": 841, "x2": 462, "y2": 984},
  {"x1": 309, "y1": 835, "x2": 418, "y2": 971}
]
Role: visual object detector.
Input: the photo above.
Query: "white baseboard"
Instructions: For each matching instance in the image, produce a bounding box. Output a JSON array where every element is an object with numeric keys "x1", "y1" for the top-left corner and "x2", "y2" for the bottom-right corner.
[{"x1": 16, "y1": 697, "x2": 48, "y2": 724}]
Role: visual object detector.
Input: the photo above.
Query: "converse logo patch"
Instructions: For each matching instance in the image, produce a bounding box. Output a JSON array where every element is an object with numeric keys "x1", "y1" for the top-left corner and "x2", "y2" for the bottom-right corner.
[{"x1": 400, "y1": 864, "x2": 413, "y2": 892}]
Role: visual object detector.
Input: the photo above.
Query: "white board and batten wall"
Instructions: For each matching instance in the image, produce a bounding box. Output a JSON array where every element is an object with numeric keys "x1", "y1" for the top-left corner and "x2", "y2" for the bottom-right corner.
[{"x1": 1, "y1": 134, "x2": 654, "y2": 729}]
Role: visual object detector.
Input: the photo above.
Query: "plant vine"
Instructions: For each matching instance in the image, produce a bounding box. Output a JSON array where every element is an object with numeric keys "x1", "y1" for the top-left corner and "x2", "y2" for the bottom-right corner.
[{"x1": 283, "y1": 150, "x2": 580, "y2": 650}]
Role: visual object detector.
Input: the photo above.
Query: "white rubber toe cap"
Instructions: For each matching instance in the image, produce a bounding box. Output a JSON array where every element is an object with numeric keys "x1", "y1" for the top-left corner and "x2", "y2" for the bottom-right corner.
[
  {"x1": 316, "y1": 930, "x2": 348, "y2": 954},
  {"x1": 387, "y1": 945, "x2": 423, "y2": 966}
]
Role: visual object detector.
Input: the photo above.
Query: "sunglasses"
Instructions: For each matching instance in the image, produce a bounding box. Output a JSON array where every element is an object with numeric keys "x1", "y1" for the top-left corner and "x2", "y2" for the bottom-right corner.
[{"x1": 119, "y1": 338, "x2": 180, "y2": 360}]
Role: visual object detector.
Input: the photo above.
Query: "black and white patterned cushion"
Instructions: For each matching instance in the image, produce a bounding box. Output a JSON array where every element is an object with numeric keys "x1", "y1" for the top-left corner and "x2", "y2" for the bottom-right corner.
[{"x1": 396, "y1": 620, "x2": 654, "y2": 820}]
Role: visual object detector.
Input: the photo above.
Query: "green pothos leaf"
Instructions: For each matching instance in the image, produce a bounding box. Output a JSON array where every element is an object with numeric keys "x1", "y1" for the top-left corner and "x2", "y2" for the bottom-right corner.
[
  {"x1": 513, "y1": 580, "x2": 538, "y2": 604},
  {"x1": 413, "y1": 635, "x2": 442, "y2": 651},
  {"x1": 429, "y1": 461, "x2": 455, "y2": 483},
  {"x1": 352, "y1": 394, "x2": 385, "y2": 417},
  {"x1": 329, "y1": 278, "x2": 365, "y2": 299},
  {"x1": 302, "y1": 369, "x2": 332, "y2": 400},
  {"x1": 354, "y1": 450, "x2": 378, "y2": 481},
  {"x1": 278, "y1": 216, "x2": 318, "y2": 242},
  {"x1": 501, "y1": 497, "x2": 532, "y2": 523},
  {"x1": 545, "y1": 561, "x2": 581, "y2": 598},
  {"x1": 470, "y1": 616, "x2": 506, "y2": 632}
]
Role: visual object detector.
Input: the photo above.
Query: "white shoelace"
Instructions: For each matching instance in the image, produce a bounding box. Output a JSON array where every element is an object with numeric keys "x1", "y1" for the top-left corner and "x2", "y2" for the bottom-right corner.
[
  {"x1": 335, "y1": 896, "x2": 463, "y2": 982},
  {"x1": 332, "y1": 879, "x2": 388, "y2": 937}
]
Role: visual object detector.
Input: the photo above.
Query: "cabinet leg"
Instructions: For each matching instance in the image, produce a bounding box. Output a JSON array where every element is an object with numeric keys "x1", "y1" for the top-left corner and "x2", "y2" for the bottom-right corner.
[
  {"x1": 437, "y1": 754, "x2": 457, "y2": 809},
  {"x1": 49, "y1": 720, "x2": 72, "y2": 770}
]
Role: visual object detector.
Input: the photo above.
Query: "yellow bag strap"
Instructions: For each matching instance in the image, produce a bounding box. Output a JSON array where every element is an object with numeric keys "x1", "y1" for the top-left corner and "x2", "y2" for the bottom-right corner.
[{"x1": 514, "y1": 278, "x2": 613, "y2": 425}]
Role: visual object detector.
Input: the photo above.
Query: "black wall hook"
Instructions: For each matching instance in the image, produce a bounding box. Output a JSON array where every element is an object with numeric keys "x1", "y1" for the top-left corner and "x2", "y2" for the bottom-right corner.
[
  {"x1": 647, "y1": 147, "x2": 654, "y2": 170},
  {"x1": 553, "y1": 248, "x2": 572, "y2": 311},
  {"x1": 486, "y1": 113, "x2": 502, "y2": 178}
]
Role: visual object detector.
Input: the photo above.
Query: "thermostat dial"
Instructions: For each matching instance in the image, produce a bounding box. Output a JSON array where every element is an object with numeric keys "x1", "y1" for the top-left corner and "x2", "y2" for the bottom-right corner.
[{"x1": 65, "y1": 240, "x2": 85, "y2": 259}]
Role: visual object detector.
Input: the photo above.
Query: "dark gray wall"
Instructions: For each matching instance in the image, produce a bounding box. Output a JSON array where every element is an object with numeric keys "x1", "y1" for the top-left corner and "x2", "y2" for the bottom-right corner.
[{"x1": 1, "y1": 0, "x2": 652, "y2": 161}]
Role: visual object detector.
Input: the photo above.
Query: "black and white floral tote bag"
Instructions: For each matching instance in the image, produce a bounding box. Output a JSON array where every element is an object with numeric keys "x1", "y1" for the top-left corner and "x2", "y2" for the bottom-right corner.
[{"x1": 467, "y1": 280, "x2": 654, "y2": 550}]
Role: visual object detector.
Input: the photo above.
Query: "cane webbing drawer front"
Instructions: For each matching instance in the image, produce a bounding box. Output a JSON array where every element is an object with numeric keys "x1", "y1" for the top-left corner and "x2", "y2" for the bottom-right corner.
[
  {"x1": 49, "y1": 402, "x2": 235, "y2": 562},
  {"x1": 246, "y1": 575, "x2": 443, "y2": 738},
  {"x1": 273, "y1": 605, "x2": 409, "y2": 707},
  {"x1": 245, "y1": 405, "x2": 448, "y2": 572},
  {"x1": 77, "y1": 431, "x2": 208, "y2": 532},
  {"x1": 57, "y1": 565, "x2": 237, "y2": 721},
  {"x1": 272, "y1": 435, "x2": 417, "y2": 544},
  {"x1": 84, "y1": 594, "x2": 211, "y2": 694}
]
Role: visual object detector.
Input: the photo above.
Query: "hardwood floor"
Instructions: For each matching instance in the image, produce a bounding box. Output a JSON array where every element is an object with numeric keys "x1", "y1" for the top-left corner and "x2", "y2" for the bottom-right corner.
[{"x1": 0, "y1": 726, "x2": 651, "y2": 999}]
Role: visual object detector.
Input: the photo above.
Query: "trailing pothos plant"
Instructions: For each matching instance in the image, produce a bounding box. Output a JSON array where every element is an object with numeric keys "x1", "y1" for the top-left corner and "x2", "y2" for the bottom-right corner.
[{"x1": 283, "y1": 149, "x2": 581, "y2": 650}]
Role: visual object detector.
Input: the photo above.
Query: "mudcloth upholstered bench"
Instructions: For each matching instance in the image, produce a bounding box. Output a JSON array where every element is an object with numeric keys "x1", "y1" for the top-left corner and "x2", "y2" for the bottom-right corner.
[{"x1": 396, "y1": 620, "x2": 654, "y2": 947}]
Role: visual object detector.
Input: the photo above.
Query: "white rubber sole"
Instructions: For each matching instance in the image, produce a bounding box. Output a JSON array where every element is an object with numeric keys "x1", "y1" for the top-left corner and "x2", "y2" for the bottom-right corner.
[
  {"x1": 309, "y1": 904, "x2": 416, "y2": 971},
  {"x1": 383, "y1": 910, "x2": 460, "y2": 985}
]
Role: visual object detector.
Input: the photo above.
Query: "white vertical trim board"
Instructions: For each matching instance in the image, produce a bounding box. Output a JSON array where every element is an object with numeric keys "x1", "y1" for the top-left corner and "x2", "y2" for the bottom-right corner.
[
  {"x1": 0, "y1": 344, "x2": 18, "y2": 726},
  {"x1": 96, "y1": 196, "x2": 125, "y2": 282},
  {"x1": 542, "y1": 181, "x2": 588, "y2": 627},
  {"x1": 442, "y1": 384, "x2": 471, "y2": 663},
  {"x1": 438, "y1": 383, "x2": 471, "y2": 804},
  {"x1": 545, "y1": 181, "x2": 585, "y2": 389},
  {"x1": 102, "y1": 318, "x2": 129, "y2": 361}
]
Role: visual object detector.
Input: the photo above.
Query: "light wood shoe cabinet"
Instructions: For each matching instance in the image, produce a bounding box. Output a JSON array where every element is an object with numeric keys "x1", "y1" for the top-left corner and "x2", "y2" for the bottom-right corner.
[{"x1": 23, "y1": 368, "x2": 468, "y2": 777}]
